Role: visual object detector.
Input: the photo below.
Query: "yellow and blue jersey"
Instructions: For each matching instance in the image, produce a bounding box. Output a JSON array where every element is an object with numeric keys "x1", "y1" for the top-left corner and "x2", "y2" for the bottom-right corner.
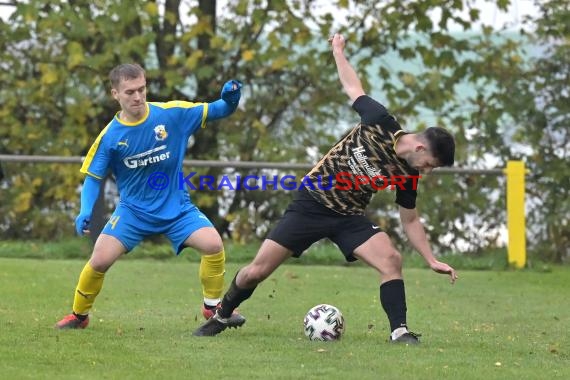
[{"x1": 81, "y1": 101, "x2": 209, "y2": 222}]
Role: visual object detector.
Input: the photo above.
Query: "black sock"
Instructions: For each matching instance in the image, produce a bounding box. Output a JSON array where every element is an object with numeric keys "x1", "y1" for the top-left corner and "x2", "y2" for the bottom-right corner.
[
  {"x1": 72, "y1": 312, "x2": 88, "y2": 321},
  {"x1": 379, "y1": 279, "x2": 407, "y2": 332},
  {"x1": 218, "y1": 272, "x2": 256, "y2": 319}
]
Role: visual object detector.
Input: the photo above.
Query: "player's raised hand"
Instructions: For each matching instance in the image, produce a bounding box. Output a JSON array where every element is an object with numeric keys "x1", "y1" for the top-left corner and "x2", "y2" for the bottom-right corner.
[
  {"x1": 430, "y1": 260, "x2": 458, "y2": 284},
  {"x1": 221, "y1": 79, "x2": 242, "y2": 105},
  {"x1": 329, "y1": 33, "x2": 346, "y2": 52}
]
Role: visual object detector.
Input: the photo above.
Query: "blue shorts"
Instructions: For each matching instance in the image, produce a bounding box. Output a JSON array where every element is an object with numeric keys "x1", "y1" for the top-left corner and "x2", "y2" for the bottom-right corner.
[{"x1": 101, "y1": 204, "x2": 214, "y2": 254}]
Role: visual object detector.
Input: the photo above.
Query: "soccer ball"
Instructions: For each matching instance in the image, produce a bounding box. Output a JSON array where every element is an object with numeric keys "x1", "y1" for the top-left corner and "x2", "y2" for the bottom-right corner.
[{"x1": 303, "y1": 304, "x2": 345, "y2": 341}]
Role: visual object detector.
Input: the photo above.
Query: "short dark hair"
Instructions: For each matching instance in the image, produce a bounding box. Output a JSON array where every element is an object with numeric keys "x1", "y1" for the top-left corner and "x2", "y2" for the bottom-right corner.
[
  {"x1": 420, "y1": 127, "x2": 455, "y2": 167},
  {"x1": 109, "y1": 63, "x2": 145, "y2": 89}
]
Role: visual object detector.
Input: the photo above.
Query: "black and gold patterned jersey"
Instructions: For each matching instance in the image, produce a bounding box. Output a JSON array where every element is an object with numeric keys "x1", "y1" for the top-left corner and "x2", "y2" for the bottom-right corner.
[{"x1": 305, "y1": 95, "x2": 420, "y2": 215}]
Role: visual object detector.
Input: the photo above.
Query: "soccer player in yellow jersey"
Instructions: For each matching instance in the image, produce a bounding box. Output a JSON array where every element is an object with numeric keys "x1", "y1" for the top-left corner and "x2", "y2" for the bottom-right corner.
[
  {"x1": 194, "y1": 34, "x2": 458, "y2": 344},
  {"x1": 56, "y1": 63, "x2": 245, "y2": 329}
]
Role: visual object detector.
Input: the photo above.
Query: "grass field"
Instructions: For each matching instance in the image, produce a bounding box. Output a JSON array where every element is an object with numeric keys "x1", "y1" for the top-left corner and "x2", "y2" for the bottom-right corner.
[{"x1": 0, "y1": 257, "x2": 568, "y2": 380}]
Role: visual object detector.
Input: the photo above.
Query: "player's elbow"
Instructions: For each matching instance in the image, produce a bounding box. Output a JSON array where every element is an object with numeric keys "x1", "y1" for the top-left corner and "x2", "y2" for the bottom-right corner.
[{"x1": 399, "y1": 206, "x2": 419, "y2": 225}]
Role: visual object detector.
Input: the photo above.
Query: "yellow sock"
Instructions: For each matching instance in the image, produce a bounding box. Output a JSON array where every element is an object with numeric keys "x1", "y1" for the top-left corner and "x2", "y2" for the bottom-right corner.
[
  {"x1": 72, "y1": 262, "x2": 105, "y2": 315},
  {"x1": 199, "y1": 250, "x2": 225, "y2": 305}
]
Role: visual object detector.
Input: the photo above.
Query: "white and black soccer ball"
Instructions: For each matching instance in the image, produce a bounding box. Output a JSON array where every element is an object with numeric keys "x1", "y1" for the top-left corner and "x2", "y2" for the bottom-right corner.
[{"x1": 303, "y1": 304, "x2": 345, "y2": 341}]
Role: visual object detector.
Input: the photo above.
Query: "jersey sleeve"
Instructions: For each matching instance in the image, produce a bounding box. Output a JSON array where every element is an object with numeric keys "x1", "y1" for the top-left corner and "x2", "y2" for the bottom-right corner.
[
  {"x1": 80, "y1": 125, "x2": 112, "y2": 179},
  {"x1": 395, "y1": 176, "x2": 418, "y2": 209},
  {"x1": 352, "y1": 95, "x2": 401, "y2": 132}
]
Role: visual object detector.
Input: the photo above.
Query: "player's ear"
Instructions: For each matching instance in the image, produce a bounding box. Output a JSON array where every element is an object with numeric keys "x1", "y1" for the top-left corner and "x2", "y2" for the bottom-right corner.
[
  {"x1": 111, "y1": 88, "x2": 119, "y2": 100},
  {"x1": 415, "y1": 144, "x2": 427, "y2": 153}
]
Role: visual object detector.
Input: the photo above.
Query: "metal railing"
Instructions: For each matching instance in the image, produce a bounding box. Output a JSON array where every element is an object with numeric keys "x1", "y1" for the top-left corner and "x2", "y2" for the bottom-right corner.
[
  {"x1": 0, "y1": 155, "x2": 504, "y2": 174},
  {"x1": 0, "y1": 154, "x2": 524, "y2": 267}
]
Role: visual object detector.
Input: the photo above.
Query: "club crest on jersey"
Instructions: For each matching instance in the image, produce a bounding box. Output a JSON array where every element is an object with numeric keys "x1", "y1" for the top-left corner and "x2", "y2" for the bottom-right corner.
[{"x1": 154, "y1": 125, "x2": 168, "y2": 141}]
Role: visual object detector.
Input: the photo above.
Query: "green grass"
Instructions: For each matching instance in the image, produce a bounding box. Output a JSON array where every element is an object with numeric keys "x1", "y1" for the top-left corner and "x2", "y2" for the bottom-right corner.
[{"x1": 0, "y1": 258, "x2": 568, "y2": 379}]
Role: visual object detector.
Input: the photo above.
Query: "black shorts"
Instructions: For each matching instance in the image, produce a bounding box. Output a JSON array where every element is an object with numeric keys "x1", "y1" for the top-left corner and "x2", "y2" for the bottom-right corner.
[{"x1": 266, "y1": 189, "x2": 384, "y2": 262}]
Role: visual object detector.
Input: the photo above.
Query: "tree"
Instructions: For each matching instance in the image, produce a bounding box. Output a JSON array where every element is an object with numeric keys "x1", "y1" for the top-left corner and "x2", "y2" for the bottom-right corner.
[
  {"x1": 511, "y1": 0, "x2": 570, "y2": 261},
  {"x1": 0, "y1": 0, "x2": 566, "y2": 262}
]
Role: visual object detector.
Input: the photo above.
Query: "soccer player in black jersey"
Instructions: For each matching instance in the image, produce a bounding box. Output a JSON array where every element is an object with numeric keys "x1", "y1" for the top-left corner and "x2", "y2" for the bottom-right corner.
[{"x1": 194, "y1": 34, "x2": 458, "y2": 343}]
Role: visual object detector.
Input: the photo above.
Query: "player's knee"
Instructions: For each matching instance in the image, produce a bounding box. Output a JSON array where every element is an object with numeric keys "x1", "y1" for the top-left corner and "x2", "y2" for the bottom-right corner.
[
  {"x1": 89, "y1": 251, "x2": 117, "y2": 272},
  {"x1": 88, "y1": 258, "x2": 112, "y2": 273},
  {"x1": 242, "y1": 264, "x2": 269, "y2": 285},
  {"x1": 385, "y1": 248, "x2": 402, "y2": 270},
  {"x1": 200, "y1": 238, "x2": 224, "y2": 255}
]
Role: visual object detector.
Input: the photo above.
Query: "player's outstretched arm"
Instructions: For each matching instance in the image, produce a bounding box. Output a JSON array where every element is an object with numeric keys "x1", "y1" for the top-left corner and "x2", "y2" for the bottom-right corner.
[
  {"x1": 75, "y1": 175, "x2": 101, "y2": 236},
  {"x1": 399, "y1": 206, "x2": 458, "y2": 284},
  {"x1": 206, "y1": 79, "x2": 242, "y2": 121},
  {"x1": 329, "y1": 33, "x2": 365, "y2": 103}
]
